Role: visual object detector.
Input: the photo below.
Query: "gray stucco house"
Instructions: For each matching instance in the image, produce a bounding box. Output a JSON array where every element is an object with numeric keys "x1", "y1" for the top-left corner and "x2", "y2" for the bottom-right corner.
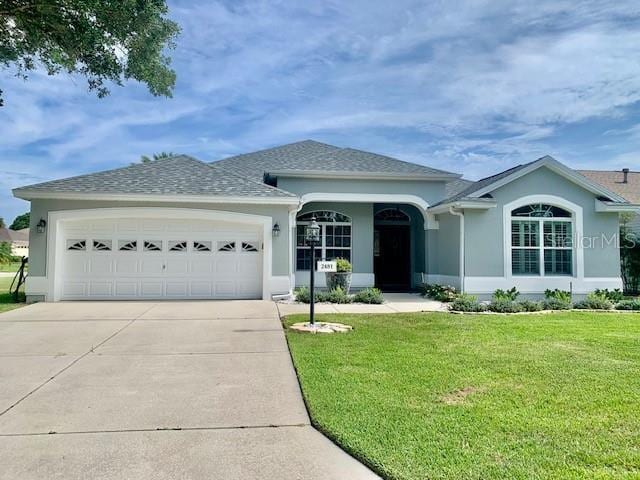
[{"x1": 13, "y1": 140, "x2": 639, "y2": 302}]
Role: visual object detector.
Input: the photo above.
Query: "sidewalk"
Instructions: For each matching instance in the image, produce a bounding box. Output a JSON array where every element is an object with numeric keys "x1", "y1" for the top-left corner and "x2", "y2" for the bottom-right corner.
[{"x1": 277, "y1": 292, "x2": 447, "y2": 317}]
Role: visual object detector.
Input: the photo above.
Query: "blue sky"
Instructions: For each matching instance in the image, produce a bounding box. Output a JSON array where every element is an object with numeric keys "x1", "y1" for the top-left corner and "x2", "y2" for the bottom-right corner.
[{"x1": 2, "y1": 0, "x2": 640, "y2": 223}]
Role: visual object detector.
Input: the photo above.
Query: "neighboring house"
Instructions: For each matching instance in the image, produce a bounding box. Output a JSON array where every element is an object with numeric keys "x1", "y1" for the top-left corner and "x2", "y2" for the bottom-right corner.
[
  {"x1": 12, "y1": 140, "x2": 639, "y2": 302},
  {"x1": 0, "y1": 227, "x2": 29, "y2": 257},
  {"x1": 579, "y1": 169, "x2": 640, "y2": 235}
]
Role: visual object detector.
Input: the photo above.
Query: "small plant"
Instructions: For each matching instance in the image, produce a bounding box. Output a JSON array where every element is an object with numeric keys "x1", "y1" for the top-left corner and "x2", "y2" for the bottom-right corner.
[
  {"x1": 543, "y1": 297, "x2": 572, "y2": 310},
  {"x1": 594, "y1": 288, "x2": 624, "y2": 303},
  {"x1": 353, "y1": 288, "x2": 384, "y2": 304},
  {"x1": 335, "y1": 258, "x2": 352, "y2": 273},
  {"x1": 450, "y1": 293, "x2": 486, "y2": 312},
  {"x1": 488, "y1": 299, "x2": 523, "y2": 313},
  {"x1": 518, "y1": 299, "x2": 544, "y2": 312},
  {"x1": 421, "y1": 284, "x2": 457, "y2": 302},
  {"x1": 545, "y1": 289, "x2": 572, "y2": 303},
  {"x1": 493, "y1": 287, "x2": 520, "y2": 302},
  {"x1": 325, "y1": 286, "x2": 353, "y2": 304},
  {"x1": 574, "y1": 292, "x2": 613, "y2": 310},
  {"x1": 615, "y1": 299, "x2": 640, "y2": 310}
]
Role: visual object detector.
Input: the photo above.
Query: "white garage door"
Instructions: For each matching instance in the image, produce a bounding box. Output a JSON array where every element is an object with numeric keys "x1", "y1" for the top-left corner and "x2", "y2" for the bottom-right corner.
[{"x1": 59, "y1": 217, "x2": 263, "y2": 300}]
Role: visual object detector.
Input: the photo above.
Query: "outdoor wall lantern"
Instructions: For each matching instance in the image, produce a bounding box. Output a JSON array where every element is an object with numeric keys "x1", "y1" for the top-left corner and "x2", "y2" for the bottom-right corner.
[
  {"x1": 272, "y1": 222, "x2": 281, "y2": 237},
  {"x1": 36, "y1": 218, "x2": 47, "y2": 234},
  {"x1": 304, "y1": 216, "x2": 321, "y2": 325}
]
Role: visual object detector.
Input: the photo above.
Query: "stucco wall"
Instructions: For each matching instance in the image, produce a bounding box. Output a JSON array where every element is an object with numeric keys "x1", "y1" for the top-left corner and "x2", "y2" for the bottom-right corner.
[
  {"x1": 464, "y1": 166, "x2": 621, "y2": 278},
  {"x1": 28, "y1": 199, "x2": 292, "y2": 277},
  {"x1": 430, "y1": 212, "x2": 460, "y2": 277}
]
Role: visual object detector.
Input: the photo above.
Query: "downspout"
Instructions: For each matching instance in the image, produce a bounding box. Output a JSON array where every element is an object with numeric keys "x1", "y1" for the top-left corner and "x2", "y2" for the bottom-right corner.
[{"x1": 449, "y1": 206, "x2": 465, "y2": 293}]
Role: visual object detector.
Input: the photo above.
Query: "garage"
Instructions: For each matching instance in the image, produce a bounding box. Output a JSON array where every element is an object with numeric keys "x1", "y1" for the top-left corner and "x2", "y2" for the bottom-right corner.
[{"x1": 55, "y1": 214, "x2": 265, "y2": 300}]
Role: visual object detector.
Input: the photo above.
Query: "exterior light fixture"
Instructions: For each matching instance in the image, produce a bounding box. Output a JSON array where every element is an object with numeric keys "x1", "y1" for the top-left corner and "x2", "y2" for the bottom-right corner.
[
  {"x1": 304, "y1": 216, "x2": 321, "y2": 325},
  {"x1": 272, "y1": 222, "x2": 281, "y2": 237},
  {"x1": 36, "y1": 218, "x2": 47, "y2": 234}
]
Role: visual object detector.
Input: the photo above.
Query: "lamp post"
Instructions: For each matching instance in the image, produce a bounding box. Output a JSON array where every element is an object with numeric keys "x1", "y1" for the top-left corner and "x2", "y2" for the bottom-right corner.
[{"x1": 304, "y1": 216, "x2": 321, "y2": 326}]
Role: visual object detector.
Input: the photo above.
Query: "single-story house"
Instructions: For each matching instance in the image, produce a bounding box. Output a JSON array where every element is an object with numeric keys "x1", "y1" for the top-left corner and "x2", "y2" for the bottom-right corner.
[
  {"x1": 0, "y1": 227, "x2": 29, "y2": 257},
  {"x1": 12, "y1": 140, "x2": 639, "y2": 302},
  {"x1": 579, "y1": 168, "x2": 640, "y2": 235}
]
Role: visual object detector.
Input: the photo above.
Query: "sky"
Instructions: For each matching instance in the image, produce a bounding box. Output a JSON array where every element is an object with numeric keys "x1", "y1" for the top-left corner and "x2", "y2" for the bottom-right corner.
[{"x1": 2, "y1": 0, "x2": 640, "y2": 223}]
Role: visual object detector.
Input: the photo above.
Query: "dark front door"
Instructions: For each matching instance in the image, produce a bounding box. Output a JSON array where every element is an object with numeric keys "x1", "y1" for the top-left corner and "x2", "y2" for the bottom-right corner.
[{"x1": 374, "y1": 225, "x2": 411, "y2": 291}]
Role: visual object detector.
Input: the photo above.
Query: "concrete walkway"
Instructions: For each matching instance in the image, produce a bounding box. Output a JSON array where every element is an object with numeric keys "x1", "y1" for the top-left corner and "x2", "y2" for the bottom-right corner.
[
  {"x1": 277, "y1": 292, "x2": 447, "y2": 317},
  {"x1": 0, "y1": 301, "x2": 378, "y2": 480}
]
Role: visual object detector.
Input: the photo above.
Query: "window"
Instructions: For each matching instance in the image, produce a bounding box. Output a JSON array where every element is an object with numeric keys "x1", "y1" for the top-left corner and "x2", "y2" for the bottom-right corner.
[
  {"x1": 241, "y1": 242, "x2": 259, "y2": 252},
  {"x1": 218, "y1": 241, "x2": 236, "y2": 252},
  {"x1": 193, "y1": 241, "x2": 211, "y2": 252},
  {"x1": 143, "y1": 240, "x2": 162, "y2": 252},
  {"x1": 67, "y1": 240, "x2": 86, "y2": 251},
  {"x1": 169, "y1": 241, "x2": 187, "y2": 252},
  {"x1": 92, "y1": 240, "x2": 112, "y2": 251},
  {"x1": 118, "y1": 240, "x2": 137, "y2": 251},
  {"x1": 511, "y1": 203, "x2": 573, "y2": 276},
  {"x1": 374, "y1": 208, "x2": 410, "y2": 222},
  {"x1": 296, "y1": 210, "x2": 351, "y2": 270}
]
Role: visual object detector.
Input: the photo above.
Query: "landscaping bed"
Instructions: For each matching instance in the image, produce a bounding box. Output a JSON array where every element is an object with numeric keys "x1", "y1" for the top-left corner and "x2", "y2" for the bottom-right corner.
[{"x1": 285, "y1": 311, "x2": 640, "y2": 479}]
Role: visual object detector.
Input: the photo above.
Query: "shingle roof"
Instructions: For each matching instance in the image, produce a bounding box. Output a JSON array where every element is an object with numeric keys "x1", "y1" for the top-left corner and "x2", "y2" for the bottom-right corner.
[
  {"x1": 14, "y1": 155, "x2": 296, "y2": 199},
  {"x1": 579, "y1": 170, "x2": 640, "y2": 204},
  {"x1": 212, "y1": 140, "x2": 459, "y2": 180},
  {"x1": 0, "y1": 228, "x2": 28, "y2": 243}
]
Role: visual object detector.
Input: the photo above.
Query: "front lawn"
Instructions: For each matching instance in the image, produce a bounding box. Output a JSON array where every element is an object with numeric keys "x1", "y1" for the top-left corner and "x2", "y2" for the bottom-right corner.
[
  {"x1": 285, "y1": 312, "x2": 640, "y2": 479},
  {"x1": 0, "y1": 275, "x2": 26, "y2": 313},
  {"x1": 0, "y1": 261, "x2": 22, "y2": 273}
]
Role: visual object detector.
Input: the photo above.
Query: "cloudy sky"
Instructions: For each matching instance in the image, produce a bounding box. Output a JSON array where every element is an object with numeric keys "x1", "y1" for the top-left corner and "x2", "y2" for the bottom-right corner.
[{"x1": 2, "y1": 0, "x2": 640, "y2": 222}]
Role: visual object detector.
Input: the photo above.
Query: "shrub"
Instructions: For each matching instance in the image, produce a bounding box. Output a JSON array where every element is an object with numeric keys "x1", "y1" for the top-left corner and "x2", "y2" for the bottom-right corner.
[
  {"x1": 295, "y1": 287, "x2": 311, "y2": 303},
  {"x1": 325, "y1": 286, "x2": 353, "y2": 304},
  {"x1": 573, "y1": 292, "x2": 613, "y2": 310},
  {"x1": 0, "y1": 242, "x2": 12, "y2": 264},
  {"x1": 335, "y1": 258, "x2": 352, "y2": 273},
  {"x1": 543, "y1": 298, "x2": 573, "y2": 310},
  {"x1": 421, "y1": 284, "x2": 457, "y2": 302},
  {"x1": 493, "y1": 287, "x2": 520, "y2": 302},
  {"x1": 450, "y1": 293, "x2": 486, "y2": 312},
  {"x1": 615, "y1": 299, "x2": 640, "y2": 310},
  {"x1": 518, "y1": 299, "x2": 544, "y2": 312},
  {"x1": 353, "y1": 288, "x2": 384, "y2": 304},
  {"x1": 545, "y1": 289, "x2": 572, "y2": 303},
  {"x1": 594, "y1": 288, "x2": 625, "y2": 303},
  {"x1": 488, "y1": 299, "x2": 523, "y2": 313}
]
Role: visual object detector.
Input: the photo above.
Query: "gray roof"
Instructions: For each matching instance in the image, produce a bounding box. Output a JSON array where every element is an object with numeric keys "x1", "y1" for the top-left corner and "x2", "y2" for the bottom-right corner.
[
  {"x1": 14, "y1": 155, "x2": 296, "y2": 199},
  {"x1": 212, "y1": 140, "x2": 459, "y2": 180}
]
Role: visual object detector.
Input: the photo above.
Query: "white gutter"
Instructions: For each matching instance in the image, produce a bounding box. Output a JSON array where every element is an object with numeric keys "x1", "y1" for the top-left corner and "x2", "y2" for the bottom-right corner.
[
  {"x1": 595, "y1": 199, "x2": 640, "y2": 213},
  {"x1": 449, "y1": 207, "x2": 465, "y2": 293}
]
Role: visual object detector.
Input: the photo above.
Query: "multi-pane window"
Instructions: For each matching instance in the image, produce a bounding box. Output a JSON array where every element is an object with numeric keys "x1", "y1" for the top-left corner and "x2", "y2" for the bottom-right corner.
[
  {"x1": 296, "y1": 211, "x2": 351, "y2": 271},
  {"x1": 511, "y1": 203, "x2": 573, "y2": 276}
]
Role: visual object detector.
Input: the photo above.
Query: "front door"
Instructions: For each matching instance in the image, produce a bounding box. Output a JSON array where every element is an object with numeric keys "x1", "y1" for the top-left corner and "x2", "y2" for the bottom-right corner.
[{"x1": 374, "y1": 225, "x2": 411, "y2": 291}]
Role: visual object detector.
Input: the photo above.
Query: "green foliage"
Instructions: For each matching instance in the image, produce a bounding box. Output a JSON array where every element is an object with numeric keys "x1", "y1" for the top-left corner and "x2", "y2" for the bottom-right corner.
[
  {"x1": 421, "y1": 284, "x2": 457, "y2": 302},
  {"x1": 325, "y1": 286, "x2": 353, "y2": 304},
  {"x1": 488, "y1": 299, "x2": 523, "y2": 313},
  {"x1": 0, "y1": 0, "x2": 180, "y2": 104},
  {"x1": 9, "y1": 212, "x2": 29, "y2": 230},
  {"x1": 615, "y1": 299, "x2": 640, "y2": 310},
  {"x1": 518, "y1": 299, "x2": 544, "y2": 312},
  {"x1": 294, "y1": 286, "x2": 353, "y2": 304},
  {"x1": 543, "y1": 297, "x2": 573, "y2": 310},
  {"x1": 450, "y1": 293, "x2": 486, "y2": 312},
  {"x1": 574, "y1": 292, "x2": 613, "y2": 310},
  {"x1": 335, "y1": 258, "x2": 352, "y2": 273},
  {"x1": 140, "y1": 151, "x2": 177, "y2": 163},
  {"x1": 620, "y1": 219, "x2": 640, "y2": 294},
  {"x1": 544, "y1": 289, "x2": 572, "y2": 302},
  {"x1": 594, "y1": 288, "x2": 625, "y2": 303},
  {"x1": 0, "y1": 217, "x2": 4, "y2": 228},
  {"x1": 0, "y1": 242, "x2": 12, "y2": 264},
  {"x1": 353, "y1": 288, "x2": 384, "y2": 304},
  {"x1": 493, "y1": 287, "x2": 520, "y2": 302}
]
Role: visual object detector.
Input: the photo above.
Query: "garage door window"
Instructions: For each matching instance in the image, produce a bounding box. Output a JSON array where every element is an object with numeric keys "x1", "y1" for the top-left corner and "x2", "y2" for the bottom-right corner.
[
  {"x1": 144, "y1": 240, "x2": 162, "y2": 252},
  {"x1": 242, "y1": 242, "x2": 259, "y2": 252},
  {"x1": 67, "y1": 240, "x2": 86, "y2": 251},
  {"x1": 169, "y1": 241, "x2": 188, "y2": 252},
  {"x1": 92, "y1": 240, "x2": 112, "y2": 251},
  {"x1": 118, "y1": 240, "x2": 137, "y2": 251},
  {"x1": 218, "y1": 241, "x2": 236, "y2": 252},
  {"x1": 193, "y1": 241, "x2": 211, "y2": 252}
]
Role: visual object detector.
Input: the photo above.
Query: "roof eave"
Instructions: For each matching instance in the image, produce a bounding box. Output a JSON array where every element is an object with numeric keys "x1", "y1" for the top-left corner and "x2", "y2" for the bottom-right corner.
[
  {"x1": 595, "y1": 199, "x2": 640, "y2": 213},
  {"x1": 428, "y1": 199, "x2": 497, "y2": 214},
  {"x1": 12, "y1": 189, "x2": 299, "y2": 205},
  {"x1": 268, "y1": 169, "x2": 461, "y2": 181}
]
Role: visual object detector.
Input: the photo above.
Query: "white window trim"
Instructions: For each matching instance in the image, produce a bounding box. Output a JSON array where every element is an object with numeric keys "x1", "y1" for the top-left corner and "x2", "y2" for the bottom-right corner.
[
  {"x1": 295, "y1": 211, "x2": 352, "y2": 271},
  {"x1": 503, "y1": 195, "x2": 584, "y2": 280}
]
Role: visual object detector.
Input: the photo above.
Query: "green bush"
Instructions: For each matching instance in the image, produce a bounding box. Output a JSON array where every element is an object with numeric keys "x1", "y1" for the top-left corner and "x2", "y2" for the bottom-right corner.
[
  {"x1": 543, "y1": 298, "x2": 573, "y2": 310},
  {"x1": 325, "y1": 286, "x2": 353, "y2": 304},
  {"x1": 421, "y1": 284, "x2": 457, "y2": 302},
  {"x1": 353, "y1": 288, "x2": 384, "y2": 304},
  {"x1": 295, "y1": 287, "x2": 312, "y2": 303},
  {"x1": 335, "y1": 258, "x2": 352, "y2": 273},
  {"x1": 545, "y1": 289, "x2": 572, "y2": 303},
  {"x1": 615, "y1": 299, "x2": 640, "y2": 310},
  {"x1": 574, "y1": 292, "x2": 613, "y2": 310},
  {"x1": 518, "y1": 299, "x2": 544, "y2": 312},
  {"x1": 488, "y1": 299, "x2": 523, "y2": 313},
  {"x1": 493, "y1": 287, "x2": 520, "y2": 302},
  {"x1": 0, "y1": 242, "x2": 12, "y2": 264},
  {"x1": 450, "y1": 293, "x2": 486, "y2": 312},
  {"x1": 594, "y1": 288, "x2": 624, "y2": 303}
]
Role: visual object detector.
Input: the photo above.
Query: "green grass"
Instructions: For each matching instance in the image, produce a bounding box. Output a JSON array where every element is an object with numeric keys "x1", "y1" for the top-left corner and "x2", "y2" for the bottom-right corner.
[
  {"x1": 0, "y1": 262, "x2": 22, "y2": 273},
  {"x1": 285, "y1": 312, "x2": 640, "y2": 479},
  {"x1": 0, "y1": 275, "x2": 25, "y2": 313}
]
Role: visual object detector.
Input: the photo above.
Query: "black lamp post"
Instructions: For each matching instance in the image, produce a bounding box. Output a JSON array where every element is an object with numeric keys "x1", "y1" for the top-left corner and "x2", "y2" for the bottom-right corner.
[{"x1": 305, "y1": 216, "x2": 321, "y2": 326}]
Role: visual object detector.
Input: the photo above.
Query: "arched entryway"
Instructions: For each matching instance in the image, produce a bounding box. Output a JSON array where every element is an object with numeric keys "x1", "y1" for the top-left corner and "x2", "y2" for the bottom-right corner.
[{"x1": 374, "y1": 207, "x2": 412, "y2": 291}]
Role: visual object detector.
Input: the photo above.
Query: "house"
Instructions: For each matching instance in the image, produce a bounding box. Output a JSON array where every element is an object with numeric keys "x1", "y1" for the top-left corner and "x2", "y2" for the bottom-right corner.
[
  {"x1": 0, "y1": 227, "x2": 29, "y2": 257},
  {"x1": 579, "y1": 168, "x2": 640, "y2": 235},
  {"x1": 12, "y1": 140, "x2": 639, "y2": 302}
]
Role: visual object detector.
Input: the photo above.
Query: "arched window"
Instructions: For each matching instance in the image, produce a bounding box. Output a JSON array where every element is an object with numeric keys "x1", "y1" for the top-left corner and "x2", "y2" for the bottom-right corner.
[
  {"x1": 374, "y1": 208, "x2": 410, "y2": 223},
  {"x1": 296, "y1": 210, "x2": 352, "y2": 271},
  {"x1": 511, "y1": 203, "x2": 573, "y2": 276}
]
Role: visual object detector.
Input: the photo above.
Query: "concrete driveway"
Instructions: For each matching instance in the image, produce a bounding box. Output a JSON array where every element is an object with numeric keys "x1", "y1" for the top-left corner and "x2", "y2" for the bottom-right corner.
[{"x1": 0, "y1": 301, "x2": 377, "y2": 480}]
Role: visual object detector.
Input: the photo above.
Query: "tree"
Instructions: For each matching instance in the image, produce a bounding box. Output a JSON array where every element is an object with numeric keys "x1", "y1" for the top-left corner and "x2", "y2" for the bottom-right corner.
[
  {"x1": 9, "y1": 212, "x2": 29, "y2": 230},
  {"x1": 0, "y1": 1, "x2": 180, "y2": 104},
  {"x1": 0, "y1": 217, "x2": 5, "y2": 228},
  {"x1": 0, "y1": 242, "x2": 12, "y2": 264},
  {"x1": 140, "y1": 151, "x2": 177, "y2": 163}
]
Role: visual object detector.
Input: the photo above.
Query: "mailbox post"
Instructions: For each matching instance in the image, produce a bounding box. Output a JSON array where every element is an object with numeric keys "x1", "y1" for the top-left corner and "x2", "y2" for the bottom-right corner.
[{"x1": 304, "y1": 216, "x2": 321, "y2": 325}]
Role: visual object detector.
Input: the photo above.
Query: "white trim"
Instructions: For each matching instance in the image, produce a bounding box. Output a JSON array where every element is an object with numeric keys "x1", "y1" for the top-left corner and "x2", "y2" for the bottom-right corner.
[
  {"x1": 45, "y1": 207, "x2": 274, "y2": 301},
  {"x1": 428, "y1": 200, "x2": 496, "y2": 214},
  {"x1": 14, "y1": 190, "x2": 299, "y2": 205},
  {"x1": 268, "y1": 170, "x2": 460, "y2": 181},
  {"x1": 503, "y1": 195, "x2": 584, "y2": 280},
  {"x1": 595, "y1": 200, "x2": 640, "y2": 213},
  {"x1": 270, "y1": 275, "x2": 292, "y2": 297},
  {"x1": 25, "y1": 276, "x2": 48, "y2": 297},
  {"x1": 294, "y1": 272, "x2": 375, "y2": 288},
  {"x1": 470, "y1": 157, "x2": 627, "y2": 202},
  {"x1": 464, "y1": 276, "x2": 623, "y2": 294},
  {"x1": 425, "y1": 213, "x2": 439, "y2": 230}
]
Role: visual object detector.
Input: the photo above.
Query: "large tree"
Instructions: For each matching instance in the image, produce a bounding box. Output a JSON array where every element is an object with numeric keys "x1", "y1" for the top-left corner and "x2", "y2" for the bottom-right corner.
[
  {"x1": 9, "y1": 212, "x2": 29, "y2": 230},
  {"x1": 0, "y1": 217, "x2": 5, "y2": 228},
  {"x1": 139, "y1": 151, "x2": 176, "y2": 163},
  {"x1": 0, "y1": 0, "x2": 180, "y2": 104}
]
